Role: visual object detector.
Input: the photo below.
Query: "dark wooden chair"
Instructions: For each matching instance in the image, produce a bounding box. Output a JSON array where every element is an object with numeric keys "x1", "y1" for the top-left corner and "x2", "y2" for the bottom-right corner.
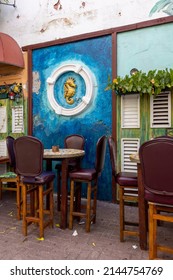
[
  {"x1": 14, "y1": 136, "x2": 55, "y2": 238},
  {"x1": 55, "y1": 134, "x2": 85, "y2": 211},
  {"x1": 139, "y1": 137, "x2": 173, "y2": 259},
  {"x1": 108, "y1": 136, "x2": 139, "y2": 242},
  {"x1": 0, "y1": 136, "x2": 21, "y2": 219},
  {"x1": 68, "y1": 135, "x2": 107, "y2": 232}
]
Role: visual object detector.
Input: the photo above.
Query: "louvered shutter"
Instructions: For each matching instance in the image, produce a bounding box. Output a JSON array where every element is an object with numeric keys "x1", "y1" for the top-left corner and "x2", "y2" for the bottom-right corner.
[
  {"x1": 0, "y1": 140, "x2": 7, "y2": 175},
  {"x1": 0, "y1": 106, "x2": 7, "y2": 133},
  {"x1": 121, "y1": 94, "x2": 140, "y2": 128},
  {"x1": 12, "y1": 106, "x2": 24, "y2": 133},
  {"x1": 150, "y1": 91, "x2": 171, "y2": 128},
  {"x1": 121, "y1": 138, "x2": 140, "y2": 172}
]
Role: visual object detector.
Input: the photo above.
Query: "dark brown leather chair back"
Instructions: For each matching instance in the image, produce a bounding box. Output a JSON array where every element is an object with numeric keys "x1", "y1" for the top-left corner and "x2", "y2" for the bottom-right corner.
[
  {"x1": 139, "y1": 137, "x2": 173, "y2": 204},
  {"x1": 65, "y1": 134, "x2": 85, "y2": 149},
  {"x1": 65, "y1": 134, "x2": 85, "y2": 166},
  {"x1": 95, "y1": 135, "x2": 107, "y2": 174},
  {"x1": 108, "y1": 136, "x2": 117, "y2": 177},
  {"x1": 14, "y1": 136, "x2": 43, "y2": 177},
  {"x1": 6, "y1": 136, "x2": 15, "y2": 169}
]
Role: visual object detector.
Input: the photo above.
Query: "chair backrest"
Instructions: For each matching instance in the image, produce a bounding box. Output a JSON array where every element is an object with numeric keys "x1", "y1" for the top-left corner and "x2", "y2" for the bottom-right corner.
[
  {"x1": 6, "y1": 136, "x2": 15, "y2": 169},
  {"x1": 108, "y1": 136, "x2": 117, "y2": 177},
  {"x1": 95, "y1": 135, "x2": 107, "y2": 174},
  {"x1": 65, "y1": 134, "x2": 85, "y2": 150},
  {"x1": 14, "y1": 136, "x2": 43, "y2": 177},
  {"x1": 139, "y1": 137, "x2": 173, "y2": 201},
  {"x1": 65, "y1": 134, "x2": 85, "y2": 166}
]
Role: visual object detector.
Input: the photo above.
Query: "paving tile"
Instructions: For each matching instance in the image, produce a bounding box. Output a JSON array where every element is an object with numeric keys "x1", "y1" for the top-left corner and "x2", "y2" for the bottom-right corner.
[{"x1": 0, "y1": 192, "x2": 172, "y2": 260}]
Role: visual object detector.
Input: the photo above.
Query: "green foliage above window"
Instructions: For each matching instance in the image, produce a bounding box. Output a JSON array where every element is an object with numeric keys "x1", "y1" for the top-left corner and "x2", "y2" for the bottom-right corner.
[{"x1": 106, "y1": 68, "x2": 173, "y2": 96}]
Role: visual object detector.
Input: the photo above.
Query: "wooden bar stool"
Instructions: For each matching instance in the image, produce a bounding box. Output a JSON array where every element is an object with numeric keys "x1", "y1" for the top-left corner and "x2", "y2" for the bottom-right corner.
[
  {"x1": 0, "y1": 136, "x2": 21, "y2": 220},
  {"x1": 108, "y1": 136, "x2": 139, "y2": 242},
  {"x1": 139, "y1": 137, "x2": 173, "y2": 259},
  {"x1": 14, "y1": 136, "x2": 55, "y2": 238},
  {"x1": 55, "y1": 134, "x2": 85, "y2": 211},
  {"x1": 68, "y1": 135, "x2": 107, "y2": 232}
]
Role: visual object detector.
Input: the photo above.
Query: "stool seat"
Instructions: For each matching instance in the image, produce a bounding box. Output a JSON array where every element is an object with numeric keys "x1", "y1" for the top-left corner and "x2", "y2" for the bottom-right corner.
[
  {"x1": 21, "y1": 171, "x2": 55, "y2": 184},
  {"x1": 116, "y1": 172, "x2": 138, "y2": 186},
  {"x1": 69, "y1": 168, "x2": 97, "y2": 181}
]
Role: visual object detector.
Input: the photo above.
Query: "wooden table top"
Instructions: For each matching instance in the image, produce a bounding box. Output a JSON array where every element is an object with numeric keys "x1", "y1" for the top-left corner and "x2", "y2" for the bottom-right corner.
[{"x1": 129, "y1": 153, "x2": 140, "y2": 163}]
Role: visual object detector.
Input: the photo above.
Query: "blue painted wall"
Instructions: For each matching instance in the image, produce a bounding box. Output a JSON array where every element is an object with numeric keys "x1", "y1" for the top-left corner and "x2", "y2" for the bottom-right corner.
[{"x1": 32, "y1": 35, "x2": 112, "y2": 201}]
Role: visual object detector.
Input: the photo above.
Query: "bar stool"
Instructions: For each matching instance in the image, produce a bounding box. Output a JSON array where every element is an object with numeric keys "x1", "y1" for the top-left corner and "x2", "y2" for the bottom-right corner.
[
  {"x1": 55, "y1": 134, "x2": 85, "y2": 211},
  {"x1": 14, "y1": 136, "x2": 55, "y2": 238},
  {"x1": 0, "y1": 136, "x2": 21, "y2": 220},
  {"x1": 108, "y1": 136, "x2": 139, "y2": 242},
  {"x1": 68, "y1": 135, "x2": 107, "y2": 232}
]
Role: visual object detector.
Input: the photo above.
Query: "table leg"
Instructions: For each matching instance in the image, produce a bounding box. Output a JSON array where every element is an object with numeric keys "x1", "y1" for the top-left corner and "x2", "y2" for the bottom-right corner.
[
  {"x1": 46, "y1": 159, "x2": 52, "y2": 171},
  {"x1": 45, "y1": 159, "x2": 52, "y2": 209},
  {"x1": 137, "y1": 163, "x2": 148, "y2": 250},
  {"x1": 60, "y1": 158, "x2": 68, "y2": 229}
]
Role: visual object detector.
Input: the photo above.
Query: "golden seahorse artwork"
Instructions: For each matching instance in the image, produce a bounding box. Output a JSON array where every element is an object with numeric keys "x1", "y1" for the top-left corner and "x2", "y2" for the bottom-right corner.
[{"x1": 64, "y1": 77, "x2": 76, "y2": 104}]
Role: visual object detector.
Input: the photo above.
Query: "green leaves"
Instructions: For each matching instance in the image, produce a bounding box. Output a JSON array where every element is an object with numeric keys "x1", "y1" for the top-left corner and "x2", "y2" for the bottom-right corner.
[{"x1": 106, "y1": 68, "x2": 173, "y2": 96}]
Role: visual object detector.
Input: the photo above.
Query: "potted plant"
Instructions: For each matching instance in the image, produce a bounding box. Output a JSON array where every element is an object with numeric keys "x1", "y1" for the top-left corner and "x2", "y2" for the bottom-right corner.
[{"x1": 105, "y1": 68, "x2": 173, "y2": 96}]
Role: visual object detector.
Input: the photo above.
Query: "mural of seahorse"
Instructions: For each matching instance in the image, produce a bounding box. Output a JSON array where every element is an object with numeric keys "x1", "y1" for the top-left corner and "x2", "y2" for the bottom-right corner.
[
  {"x1": 64, "y1": 77, "x2": 76, "y2": 104},
  {"x1": 150, "y1": 0, "x2": 173, "y2": 16}
]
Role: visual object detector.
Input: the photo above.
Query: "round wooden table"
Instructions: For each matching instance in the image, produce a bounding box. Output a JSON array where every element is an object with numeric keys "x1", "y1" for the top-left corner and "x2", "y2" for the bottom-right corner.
[{"x1": 43, "y1": 148, "x2": 85, "y2": 229}]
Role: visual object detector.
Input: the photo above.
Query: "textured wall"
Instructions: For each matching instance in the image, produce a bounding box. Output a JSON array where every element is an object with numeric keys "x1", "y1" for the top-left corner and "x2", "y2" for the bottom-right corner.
[
  {"x1": 32, "y1": 35, "x2": 112, "y2": 201},
  {"x1": 0, "y1": 0, "x2": 167, "y2": 47}
]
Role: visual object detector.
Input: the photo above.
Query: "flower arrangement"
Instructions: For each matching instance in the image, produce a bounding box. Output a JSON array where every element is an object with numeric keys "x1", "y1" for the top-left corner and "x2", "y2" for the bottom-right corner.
[
  {"x1": 106, "y1": 68, "x2": 173, "y2": 96},
  {"x1": 0, "y1": 82, "x2": 22, "y2": 100}
]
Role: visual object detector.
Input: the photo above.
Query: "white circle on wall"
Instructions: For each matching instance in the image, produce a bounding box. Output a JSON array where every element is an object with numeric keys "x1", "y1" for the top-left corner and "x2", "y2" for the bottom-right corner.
[{"x1": 46, "y1": 62, "x2": 95, "y2": 116}]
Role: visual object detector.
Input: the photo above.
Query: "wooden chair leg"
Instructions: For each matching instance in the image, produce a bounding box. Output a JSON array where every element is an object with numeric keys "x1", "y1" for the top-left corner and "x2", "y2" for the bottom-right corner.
[
  {"x1": 119, "y1": 187, "x2": 124, "y2": 242},
  {"x1": 0, "y1": 180, "x2": 2, "y2": 200},
  {"x1": 74, "y1": 183, "x2": 81, "y2": 222},
  {"x1": 86, "y1": 183, "x2": 91, "y2": 232},
  {"x1": 92, "y1": 185, "x2": 97, "y2": 224},
  {"x1": 69, "y1": 180, "x2": 75, "y2": 230},
  {"x1": 49, "y1": 181, "x2": 54, "y2": 227},
  {"x1": 16, "y1": 183, "x2": 21, "y2": 220},
  {"x1": 38, "y1": 185, "x2": 44, "y2": 238},
  {"x1": 22, "y1": 184, "x2": 27, "y2": 236},
  {"x1": 149, "y1": 203, "x2": 157, "y2": 260},
  {"x1": 57, "y1": 169, "x2": 61, "y2": 211}
]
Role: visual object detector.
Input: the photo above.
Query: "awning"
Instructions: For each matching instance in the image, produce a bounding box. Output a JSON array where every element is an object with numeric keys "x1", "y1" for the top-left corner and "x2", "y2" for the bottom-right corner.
[{"x1": 0, "y1": 32, "x2": 24, "y2": 69}]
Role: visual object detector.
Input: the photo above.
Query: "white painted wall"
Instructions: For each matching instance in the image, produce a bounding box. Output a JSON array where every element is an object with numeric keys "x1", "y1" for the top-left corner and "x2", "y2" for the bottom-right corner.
[{"x1": 0, "y1": 0, "x2": 167, "y2": 47}]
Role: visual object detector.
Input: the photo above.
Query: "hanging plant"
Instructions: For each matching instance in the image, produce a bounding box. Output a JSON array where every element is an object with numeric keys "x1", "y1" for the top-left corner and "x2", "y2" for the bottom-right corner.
[
  {"x1": 0, "y1": 82, "x2": 22, "y2": 100},
  {"x1": 105, "y1": 68, "x2": 173, "y2": 96}
]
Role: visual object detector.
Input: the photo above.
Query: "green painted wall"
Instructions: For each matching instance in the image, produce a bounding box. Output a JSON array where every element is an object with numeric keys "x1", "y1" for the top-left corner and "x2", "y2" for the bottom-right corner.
[{"x1": 116, "y1": 22, "x2": 173, "y2": 171}]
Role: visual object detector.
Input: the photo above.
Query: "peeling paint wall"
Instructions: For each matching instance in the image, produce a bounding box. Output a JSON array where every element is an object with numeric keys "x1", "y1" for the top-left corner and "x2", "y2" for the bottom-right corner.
[{"x1": 0, "y1": 0, "x2": 168, "y2": 47}]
